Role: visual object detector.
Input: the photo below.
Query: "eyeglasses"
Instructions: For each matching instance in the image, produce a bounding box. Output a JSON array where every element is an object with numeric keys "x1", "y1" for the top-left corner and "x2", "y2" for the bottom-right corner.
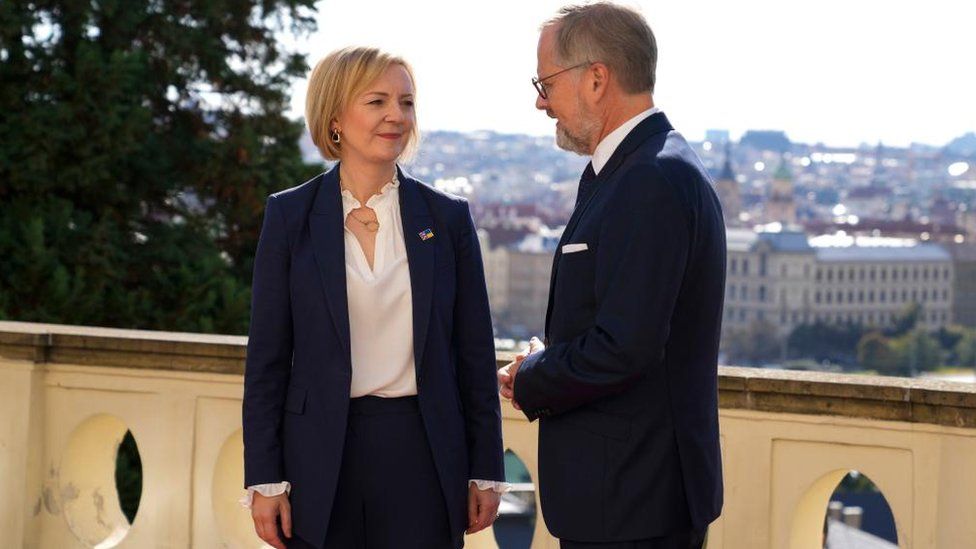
[{"x1": 531, "y1": 61, "x2": 592, "y2": 100}]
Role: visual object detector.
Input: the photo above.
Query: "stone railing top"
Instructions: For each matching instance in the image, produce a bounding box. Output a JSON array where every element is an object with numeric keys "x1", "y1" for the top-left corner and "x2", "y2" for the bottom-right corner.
[
  {"x1": 718, "y1": 365, "x2": 976, "y2": 428},
  {"x1": 0, "y1": 321, "x2": 246, "y2": 374},
  {"x1": 2, "y1": 322, "x2": 974, "y2": 427}
]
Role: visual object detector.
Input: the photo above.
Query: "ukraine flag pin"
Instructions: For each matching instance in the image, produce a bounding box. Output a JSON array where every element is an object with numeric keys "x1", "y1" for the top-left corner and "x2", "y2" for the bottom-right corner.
[{"x1": 419, "y1": 228, "x2": 434, "y2": 241}]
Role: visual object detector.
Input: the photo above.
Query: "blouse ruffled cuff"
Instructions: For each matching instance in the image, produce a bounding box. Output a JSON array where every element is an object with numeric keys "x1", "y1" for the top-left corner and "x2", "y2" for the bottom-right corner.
[
  {"x1": 239, "y1": 481, "x2": 292, "y2": 509},
  {"x1": 468, "y1": 479, "x2": 512, "y2": 493}
]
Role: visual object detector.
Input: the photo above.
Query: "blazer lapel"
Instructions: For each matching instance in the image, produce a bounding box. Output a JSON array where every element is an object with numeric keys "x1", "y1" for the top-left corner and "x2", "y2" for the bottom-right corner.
[
  {"x1": 309, "y1": 165, "x2": 352, "y2": 360},
  {"x1": 397, "y1": 167, "x2": 435, "y2": 373}
]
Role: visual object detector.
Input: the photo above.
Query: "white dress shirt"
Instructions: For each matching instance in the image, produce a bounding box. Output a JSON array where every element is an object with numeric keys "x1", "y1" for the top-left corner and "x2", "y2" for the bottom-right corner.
[
  {"x1": 591, "y1": 106, "x2": 661, "y2": 175},
  {"x1": 243, "y1": 175, "x2": 506, "y2": 507}
]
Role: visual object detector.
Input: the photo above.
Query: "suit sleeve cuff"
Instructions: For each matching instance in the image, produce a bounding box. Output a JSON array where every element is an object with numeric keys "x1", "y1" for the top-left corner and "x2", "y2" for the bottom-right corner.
[{"x1": 514, "y1": 350, "x2": 549, "y2": 420}]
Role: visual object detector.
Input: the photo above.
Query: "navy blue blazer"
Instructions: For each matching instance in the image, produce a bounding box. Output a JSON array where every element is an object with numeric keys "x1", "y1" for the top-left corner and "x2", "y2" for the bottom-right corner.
[
  {"x1": 514, "y1": 113, "x2": 726, "y2": 541},
  {"x1": 242, "y1": 165, "x2": 505, "y2": 548}
]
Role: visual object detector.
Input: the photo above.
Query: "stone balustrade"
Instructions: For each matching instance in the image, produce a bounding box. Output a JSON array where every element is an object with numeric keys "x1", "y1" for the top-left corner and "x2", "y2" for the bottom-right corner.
[{"x1": 1, "y1": 321, "x2": 974, "y2": 548}]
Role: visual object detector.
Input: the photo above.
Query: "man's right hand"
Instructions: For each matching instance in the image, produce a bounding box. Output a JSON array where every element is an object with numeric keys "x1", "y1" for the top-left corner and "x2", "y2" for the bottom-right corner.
[
  {"x1": 251, "y1": 491, "x2": 292, "y2": 549},
  {"x1": 498, "y1": 337, "x2": 545, "y2": 410}
]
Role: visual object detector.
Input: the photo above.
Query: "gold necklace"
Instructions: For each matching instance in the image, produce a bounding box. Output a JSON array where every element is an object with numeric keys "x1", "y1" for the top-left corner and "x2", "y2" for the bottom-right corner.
[
  {"x1": 340, "y1": 170, "x2": 397, "y2": 233},
  {"x1": 349, "y1": 211, "x2": 380, "y2": 232}
]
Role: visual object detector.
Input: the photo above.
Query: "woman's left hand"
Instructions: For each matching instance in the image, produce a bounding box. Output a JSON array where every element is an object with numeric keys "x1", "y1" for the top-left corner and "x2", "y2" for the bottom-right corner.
[{"x1": 465, "y1": 484, "x2": 501, "y2": 534}]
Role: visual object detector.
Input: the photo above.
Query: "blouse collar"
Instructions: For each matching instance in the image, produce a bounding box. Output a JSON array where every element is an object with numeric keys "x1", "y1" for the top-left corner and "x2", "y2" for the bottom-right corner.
[{"x1": 340, "y1": 172, "x2": 400, "y2": 217}]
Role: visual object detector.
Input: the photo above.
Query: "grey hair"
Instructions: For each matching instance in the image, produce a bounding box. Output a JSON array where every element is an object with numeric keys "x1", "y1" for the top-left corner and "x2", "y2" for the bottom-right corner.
[{"x1": 542, "y1": 2, "x2": 657, "y2": 94}]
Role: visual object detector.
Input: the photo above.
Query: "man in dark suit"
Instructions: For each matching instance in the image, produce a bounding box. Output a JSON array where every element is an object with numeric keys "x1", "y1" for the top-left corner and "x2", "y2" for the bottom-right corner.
[{"x1": 498, "y1": 3, "x2": 726, "y2": 548}]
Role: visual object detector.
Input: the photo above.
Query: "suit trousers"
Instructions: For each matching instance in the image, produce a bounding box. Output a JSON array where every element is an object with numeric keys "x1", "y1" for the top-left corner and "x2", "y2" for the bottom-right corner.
[
  {"x1": 559, "y1": 528, "x2": 707, "y2": 549},
  {"x1": 285, "y1": 395, "x2": 454, "y2": 549}
]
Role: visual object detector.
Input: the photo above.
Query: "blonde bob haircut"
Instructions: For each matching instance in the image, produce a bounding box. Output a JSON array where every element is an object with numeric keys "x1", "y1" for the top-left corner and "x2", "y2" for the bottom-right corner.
[{"x1": 305, "y1": 46, "x2": 420, "y2": 161}]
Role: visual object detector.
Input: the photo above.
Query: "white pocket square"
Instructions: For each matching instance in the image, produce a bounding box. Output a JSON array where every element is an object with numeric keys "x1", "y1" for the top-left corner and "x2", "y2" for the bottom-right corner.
[{"x1": 562, "y1": 243, "x2": 589, "y2": 254}]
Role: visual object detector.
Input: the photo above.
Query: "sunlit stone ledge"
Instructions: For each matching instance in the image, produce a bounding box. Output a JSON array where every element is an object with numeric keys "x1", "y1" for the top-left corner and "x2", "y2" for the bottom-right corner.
[
  {"x1": 4, "y1": 322, "x2": 972, "y2": 421},
  {"x1": 2, "y1": 321, "x2": 975, "y2": 548}
]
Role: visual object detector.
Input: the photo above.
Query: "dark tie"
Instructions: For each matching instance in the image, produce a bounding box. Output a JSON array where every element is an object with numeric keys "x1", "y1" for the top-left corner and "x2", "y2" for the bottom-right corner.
[{"x1": 575, "y1": 162, "x2": 597, "y2": 208}]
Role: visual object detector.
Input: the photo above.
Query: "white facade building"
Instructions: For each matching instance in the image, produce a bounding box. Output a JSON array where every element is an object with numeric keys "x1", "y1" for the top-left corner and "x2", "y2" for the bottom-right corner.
[{"x1": 724, "y1": 228, "x2": 953, "y2": 335}]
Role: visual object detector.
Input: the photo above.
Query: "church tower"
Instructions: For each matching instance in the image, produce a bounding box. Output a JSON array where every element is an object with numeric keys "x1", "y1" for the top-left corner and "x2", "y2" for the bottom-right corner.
[
  {"x1": 765, "y1": 155, "x2": 797, "y2": 224},
  {"x1": 714, "y1": 142, "x2": 741, "y2": 226}
]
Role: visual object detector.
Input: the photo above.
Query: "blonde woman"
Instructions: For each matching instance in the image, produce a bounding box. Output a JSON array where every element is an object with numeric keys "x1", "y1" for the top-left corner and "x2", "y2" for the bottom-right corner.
[{"x1": 242, "y1": 47, "x2": 505, "y2": 549}]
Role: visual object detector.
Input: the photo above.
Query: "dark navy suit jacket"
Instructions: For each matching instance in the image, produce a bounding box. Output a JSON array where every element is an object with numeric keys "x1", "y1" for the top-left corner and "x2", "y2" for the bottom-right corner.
[
  {"x1": 514, "y1": 113, "x2": 726, "y2": 542},
  {"x1": 242, "y1": 165, "x2": 505, "y2": 548}
]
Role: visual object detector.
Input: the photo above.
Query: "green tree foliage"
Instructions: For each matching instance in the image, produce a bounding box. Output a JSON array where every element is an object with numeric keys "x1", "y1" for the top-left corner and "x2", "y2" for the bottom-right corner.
[
  {"x1": 787, "y1": 321, "x2": 865, "y2": 367},
  {"x1": 723, "y1": 318, "x2": 783, "y2": 365},
  {"x1": 835, "y1": 470, "x2": 879, "y2": 494},
  {"x1": 887, "y1": 302, "x2": 922, "y2": 337},
  {"x1": 0, "y1": 0, "x2": 321, "y2": 333},
  {"x1": 856, "y1": 331, "x2": 900, "y2": 374},
  {"x1": 891, "y1": 328, "x2": 944, "y2": 374},
  {"x1": 933, "y1": 325, "x2": 966, "y2": 363},
  {"x1": 956, "y1": 329, "x2": 976, "y2": 370}
]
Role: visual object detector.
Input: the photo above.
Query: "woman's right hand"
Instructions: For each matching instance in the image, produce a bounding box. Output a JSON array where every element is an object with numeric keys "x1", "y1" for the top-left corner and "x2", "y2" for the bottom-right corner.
[{"x1": 251, "y1": 492, "x2": 292, "y2": 549}]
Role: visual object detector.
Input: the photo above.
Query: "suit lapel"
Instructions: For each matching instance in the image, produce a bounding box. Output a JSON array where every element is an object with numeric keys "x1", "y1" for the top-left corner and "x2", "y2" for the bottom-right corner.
[
  {"x1": 543, "y1": 112, "x2": 675, "y2": 339},
  {"x1": 545, "y1": 181, "x2": 602, "y2": 339},
  {"x1": 309, "y1": 165, "x2": 352, "y2": 359},
  {"x1": 397, "y1": 167, "x2": 435, "y2": 373},
  {"x1": 561, "y1": 112, "x2": 675, "y2": 247}
]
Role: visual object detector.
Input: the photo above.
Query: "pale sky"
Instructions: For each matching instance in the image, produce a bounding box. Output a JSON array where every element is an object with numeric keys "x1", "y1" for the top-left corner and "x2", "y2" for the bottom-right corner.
[{"x1": 287, "y1": 0, "x2": 976, "y2": 148}]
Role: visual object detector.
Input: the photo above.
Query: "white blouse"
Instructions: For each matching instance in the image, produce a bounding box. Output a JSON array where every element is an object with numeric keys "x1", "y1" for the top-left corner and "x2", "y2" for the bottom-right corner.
[
  {"x1": 243, "y1": 175, "x2": 506, "y2": 507},
  {"x1": 341, "y1": 177, "x2": 418, "y2": 398}
]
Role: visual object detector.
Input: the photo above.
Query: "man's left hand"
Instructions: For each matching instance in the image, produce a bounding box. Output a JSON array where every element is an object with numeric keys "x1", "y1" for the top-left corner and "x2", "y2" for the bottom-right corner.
[{"x1": 466, "y1": 484, "x2": 501, "y2": 534}]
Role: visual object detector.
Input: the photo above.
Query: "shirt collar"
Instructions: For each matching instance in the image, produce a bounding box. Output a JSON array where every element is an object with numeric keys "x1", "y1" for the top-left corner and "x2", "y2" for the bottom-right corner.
[
  {"x1": 591, "y1": 106, "x2": 661, "y2": 175},
  {"x1": 340, "y1": 173, "x2": 400, "y2": 216}
]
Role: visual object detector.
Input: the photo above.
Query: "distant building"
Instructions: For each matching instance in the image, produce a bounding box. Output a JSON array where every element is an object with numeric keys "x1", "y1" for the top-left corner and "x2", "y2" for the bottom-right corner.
[
  {"x1": 801, "y1": 218, "x2": 968, "y2": 244},
  {"x1": 739, "y1": 130, "x2": 792, "y2": 153},
  {"x1": 473, "y1": 202, "x2": 562, "y2": 233},
  {"x1": 960, "y1": 208, "x2": 976, "y2": 240},
  {"x1": 948, "y1": 243, "x2": 976, "y2": 328},
  {"x1": 714, "y1": 143, "x2": 742, "y2": 226},
  {"x1": 869, "y1": 142, "x2": 889, "y2": 189},
  {"x1": 946, "y1": 132, "x2": 976, "y2": 156},
  {"x1": 929, "y1": 192, "x2": 957, "y2": 228},
  {"x1": 843, "y1": 186, "x2": 893, "y2": 219},
  {"x1": 506, "y1": 232, "x2": 558, "y2": 337},
  {"x1": 479, "y1": 230, "x2": 511, "y2": 317},
  {"x1": 725, "y1": 229, "x2": 816, "y2": 334},
  {"x1": 705, "y1": 129, "x2": 730, "y2": 146},
  {"x1": 724, "y1": 228, "x2": 954, "y2": 335},
  {"x1": 764, "y1": 156, "x2": 797, "y2": 224},
  {"x1": 479, "y1": 227, "x2": 560, "y2": 338}
]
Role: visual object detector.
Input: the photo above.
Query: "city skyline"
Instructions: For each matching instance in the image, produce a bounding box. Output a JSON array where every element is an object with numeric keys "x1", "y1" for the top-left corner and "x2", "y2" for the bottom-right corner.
[{"x1": 286, "y1": 0, "x2": 976, "y2": 149}]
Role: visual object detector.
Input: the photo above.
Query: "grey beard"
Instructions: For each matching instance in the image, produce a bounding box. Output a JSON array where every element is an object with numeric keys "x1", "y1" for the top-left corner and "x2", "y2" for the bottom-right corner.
[
  {"x1": 556, "y1": 125, "x2": 591, "y2": 155},
  {"x1": 555, "y1": 105, "x2": 599, "y2": 156}
]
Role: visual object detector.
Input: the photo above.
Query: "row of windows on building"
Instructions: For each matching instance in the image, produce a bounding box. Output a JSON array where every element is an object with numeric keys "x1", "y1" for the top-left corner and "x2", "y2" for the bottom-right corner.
[
  {"x1": 813, "y1": 288, "x2": 950, "y2": 305},
  {"x1": 814, "y1": 265, "x2": 950, "y2": 284},
  {"x1": 728, "y1": 256, "x2": 774, "y2": 277},
  {"x1": 727, "y1": 286, "x2": 951, "y2": 304},
  {"x1": 728, "y1": 257, "x2": 951, "y2": 283},
  {"x1": 725, "y1": 307, "x2": 949, "y2": 326}
]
